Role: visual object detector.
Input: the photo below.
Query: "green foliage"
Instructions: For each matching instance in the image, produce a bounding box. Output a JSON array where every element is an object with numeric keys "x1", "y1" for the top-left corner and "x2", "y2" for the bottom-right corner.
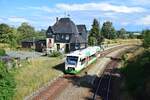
[
  {"x1": 0, "y1": 22, "x2": 46, "y2": 48},
  {"x1": 17, "y1": 23, "x2": 35, "y2": 42},
  {"x1": 88, "y1": 36, "x2": 97, "y2": 46},
  {"x1": 0, "y1": 49, "x2": 6, "y2": 56},
  {"x1": 0, "y1": 61, "x2": 16, "y2": 100},
  {"x1": 142, "y1": 29, "x2": 150, "y2": 48},
  {"x1": 0, "y1": 23, "x2": 14, "y2": 43},
  {"x1": 0, "y1": 23, "x2": 18, "y2": 48},
  {"x1": 88, "y1": 19, "x2": 103, "y2": 45},
  {"x1": 101, "y1": 21, "x2": 116, "y2": 39},
  {"x1": 49, "y1": 51, "x2": 62, "y2": 57},
  {"x1": 117, "y1": 28, "x2": 127, "y2": 39},
  {"x1": 120, "y1": 51, "x2": 150, "y2": 99}
]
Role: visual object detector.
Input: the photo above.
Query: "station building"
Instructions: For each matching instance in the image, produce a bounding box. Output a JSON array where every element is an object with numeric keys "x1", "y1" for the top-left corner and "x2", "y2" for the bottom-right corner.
[{"x1": 46, "y1": 17, "x2": 88, "y2": 53}]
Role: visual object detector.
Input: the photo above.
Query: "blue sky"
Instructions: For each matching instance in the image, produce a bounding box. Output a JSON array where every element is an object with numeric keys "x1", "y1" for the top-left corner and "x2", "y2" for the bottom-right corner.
[{"x1": 0, "y1": 0, "x2": 149, "y2": 31}]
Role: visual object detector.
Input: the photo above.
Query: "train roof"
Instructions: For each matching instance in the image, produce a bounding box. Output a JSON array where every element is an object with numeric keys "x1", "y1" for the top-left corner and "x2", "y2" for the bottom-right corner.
[{"x1": 67, "y1": 46, "x2": 101, "y2": 59}]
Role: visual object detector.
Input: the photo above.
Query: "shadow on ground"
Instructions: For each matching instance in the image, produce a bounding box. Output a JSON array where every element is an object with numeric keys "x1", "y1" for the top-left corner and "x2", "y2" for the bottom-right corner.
[
  {"x1": 64, "y1": 68, "x2": 122, "y2": 100},
  {"x1": 51, "y1": 59, "x2": 122, "y2": 100},
  {"x1": 52, "y1": 62, "x2": 65, "y2": 73}
]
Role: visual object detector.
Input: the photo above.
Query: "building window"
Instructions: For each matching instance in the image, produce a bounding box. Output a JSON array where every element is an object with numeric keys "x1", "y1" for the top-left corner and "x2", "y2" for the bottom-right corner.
[
  {"x1": 47, "y1": 32, "x2": 52, "y2": 35},
  {"x1": 79, "y1": 33, "x2": 82, "y2": 35},
  {"x1": 75, "y1": 43, "x2": 80, "y2": 50},
  {"x1": 66, "y1": 35, "x2": 69, "y2": 40},
  {"x1": 61, "y1": 35, "x2": 64, "y2": 39},
  {"x1": 56, "y1": 34, "x2": 60, "y2": 40}
]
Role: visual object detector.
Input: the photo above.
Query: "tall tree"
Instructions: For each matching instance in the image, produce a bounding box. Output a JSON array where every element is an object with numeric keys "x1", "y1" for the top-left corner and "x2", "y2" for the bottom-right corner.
[
  {"x1": 142, "y1": 29, "x2": 150, "y2": 48},
  {"x1": 0, "y1": 23, "x2": 13, "y2": 43},
  {"x1": 17, "y1": 22, "x2": 35, "y2": 42},
  {"x1": 117, "y1": 28, "x2": 126, "y2": 38},
  {"x1": 101, "y1": 21, "x2": 116, "y2": 39},
  {"x1": 88, "y1": 36, "x2": 97, "y2": 46},
  {"x1": 88, "y1": 19, "x2": 103, "y2": 45}
]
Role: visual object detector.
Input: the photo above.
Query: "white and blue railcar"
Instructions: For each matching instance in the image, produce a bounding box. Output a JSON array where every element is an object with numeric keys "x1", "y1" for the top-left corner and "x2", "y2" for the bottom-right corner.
[{"x1": 65, "y1": 46, "x2": 101, "y2": 74}]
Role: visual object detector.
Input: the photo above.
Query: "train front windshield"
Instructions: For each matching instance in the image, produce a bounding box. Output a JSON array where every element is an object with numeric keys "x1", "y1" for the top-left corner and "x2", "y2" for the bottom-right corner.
[{"x1": 66, "y1": 56, "x2": 78, "y2": 65}]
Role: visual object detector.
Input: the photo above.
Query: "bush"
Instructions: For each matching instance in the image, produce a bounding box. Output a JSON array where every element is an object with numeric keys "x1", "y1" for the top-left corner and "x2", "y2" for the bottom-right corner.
[
  {"x1": 0, "y1": 61, "x2": 16, "y2": 100},
  {"x1": 49, "y1": 51, "x2": 62, "y2": 57},
  {"x1": 0, "y1": 49, "x2": 6, "y2": 56},
  {"x1": 120, "y1": 50, "x2": 150, "y2": 99}
]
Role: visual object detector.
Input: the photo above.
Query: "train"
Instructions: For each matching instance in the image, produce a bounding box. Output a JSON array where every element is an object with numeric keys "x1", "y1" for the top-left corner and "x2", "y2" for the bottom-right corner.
[{"x1": 65, "y1": 46, "x2": 103, "y2": 74}]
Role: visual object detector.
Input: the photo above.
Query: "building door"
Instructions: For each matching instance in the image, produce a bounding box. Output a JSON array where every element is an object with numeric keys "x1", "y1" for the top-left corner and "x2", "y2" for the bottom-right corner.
[
  {"x1": 65, "y1": 44, "x2": 69, "y2": 53},
  {"x1": 56, "y1": 44, "x2": 60, "y2": 51}
]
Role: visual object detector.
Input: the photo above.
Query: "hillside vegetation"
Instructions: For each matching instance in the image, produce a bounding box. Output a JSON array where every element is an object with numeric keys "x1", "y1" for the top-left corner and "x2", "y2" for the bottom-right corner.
[
  {"x1": 120, "y1": 30, "x2": 150, "y2": 100},
  {"x1": 120, "y1": 50, "x2": 150, "y2": 100}
]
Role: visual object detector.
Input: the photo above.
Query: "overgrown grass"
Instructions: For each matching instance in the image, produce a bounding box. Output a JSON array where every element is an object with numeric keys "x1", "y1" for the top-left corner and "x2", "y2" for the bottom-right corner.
[
  {"x1": 120, "y1": 50, "x2": 150, "y2": 100},
  {"x1": 10, "y1": 57, "x2": 64, "y2": 100},
  {"x1": 103, "y1": 39, "x2": 142, "y2": 46},
  {"x1": 0, "y1": 48, "x2": 6, "y2": 56}
]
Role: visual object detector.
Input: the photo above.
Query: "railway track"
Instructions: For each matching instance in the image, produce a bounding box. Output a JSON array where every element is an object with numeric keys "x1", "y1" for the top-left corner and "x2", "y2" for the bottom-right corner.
[
  {"x1": 92, "y1": 53, "x2": 121, "y2": 100},
  {"x1": 30, "y1": 45, "x2": 134, "y2": 100}
]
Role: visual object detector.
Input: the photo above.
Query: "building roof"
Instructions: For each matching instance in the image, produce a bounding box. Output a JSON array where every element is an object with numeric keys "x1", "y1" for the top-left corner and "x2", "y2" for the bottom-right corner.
[
  {"x1": 46, "y1": 17, "x2": 88, "y2": 44},
  {"x1": 77, "y1": 25, "x2": 87, "y2": 33},
  {"x1": 46, "y1": 26, "x2": 53, "y2": 38},
  {"x1": 70, "y1": 34, "x2": 86, "y2": 43},
  {"x1": 52, "y1": 18, "x2": 78, "y2": 34},
  {"x1": 77, "y1": 25, "x2": 88, "y2": 41}
]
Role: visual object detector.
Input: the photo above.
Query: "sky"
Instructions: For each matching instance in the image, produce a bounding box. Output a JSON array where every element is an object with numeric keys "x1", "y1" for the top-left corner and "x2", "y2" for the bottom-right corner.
[{"x1": 0, "y1": 0, "x2": 150, "y2": 31}]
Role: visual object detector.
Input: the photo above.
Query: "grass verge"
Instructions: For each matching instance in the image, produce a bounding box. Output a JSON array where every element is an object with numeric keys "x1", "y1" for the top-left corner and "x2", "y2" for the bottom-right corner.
[{"x1": 10, "y1": 57, "x2": 64, "y2": 100}]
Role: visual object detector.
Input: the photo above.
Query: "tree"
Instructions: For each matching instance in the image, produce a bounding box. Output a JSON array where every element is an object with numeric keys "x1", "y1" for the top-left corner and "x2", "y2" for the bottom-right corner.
[
  {"x1": 0, "y1": 23, "x2": 13, "y2": 43},
  {"x1": 142, "y1": 29, "x2": 150, "y2": 48},
  {"x1": 0, "y1": 61, "x2": 16, "y2": 99},
  {"x1": 35, "y1": 29, "x2": 46, "y2": 39},
  {"x1": 88, "y1": 19, "x2": 103, "y2": 45},
  {"x1": 101, "y1": 21, "x2": 116, "y2": 39},
  {"x1": 17, "y1": 22, "x2": 35, "y2": 42},
  {"x1": 117, "y1": 28, "x2": 126, "y2": 39},
  {"x1": 88, "y1": 36, "x2": 97, "y2": 46}
]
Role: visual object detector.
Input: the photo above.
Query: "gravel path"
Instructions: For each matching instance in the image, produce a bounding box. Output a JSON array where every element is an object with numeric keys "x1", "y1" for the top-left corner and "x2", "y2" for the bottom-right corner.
[
  {"x1": 55, "y1": 82, "x2": 92, "y2": 100},
  {"x1": 6, "y1": 51, "x2": 44, "y2": 60}
]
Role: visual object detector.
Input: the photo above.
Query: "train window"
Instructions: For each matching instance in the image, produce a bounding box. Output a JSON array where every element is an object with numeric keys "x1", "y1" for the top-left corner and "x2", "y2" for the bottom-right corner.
[
  {"x1": 66, "y1": 56, "x2": 78, "y2": 65},
  {"x1": 89, "y1": 54, "x2": 96, "y2": 59},
  {"x1": 80, "y1": 58, "x2": 86, "y2": 65}
]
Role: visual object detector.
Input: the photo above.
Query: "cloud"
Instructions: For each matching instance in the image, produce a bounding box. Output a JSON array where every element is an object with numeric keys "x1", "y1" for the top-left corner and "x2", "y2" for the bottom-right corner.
[
  {"x1": 29, "y1": 6, "x2": 58, "y2": 13},
  {"x1": 0, "y1": 18, "x2": 3, "y2": 22},
  {"x1": 136, "y1": 15, "x2": 150, "y2": 25},
  {"x1": 121, "y1": 22, "x2": 130, "y2": 26},
  {"x1": 56, "y1": 2, "x2": 146, "y2": 13},
  {"x1": 7, "y1": 17, "x2": 30, "y2": 23},
  {"x1": 19, "y1": 6, "x2": 59, "y2": 13}
]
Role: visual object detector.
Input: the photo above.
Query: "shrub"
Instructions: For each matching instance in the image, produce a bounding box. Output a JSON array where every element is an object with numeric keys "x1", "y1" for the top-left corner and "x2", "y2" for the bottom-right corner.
[
  {"x1": 49, "y1": 51, "x2": 62, "y2": 57},
  {"x1": 0, "y1": 49, "x2": 6, "y2": 56},
  {"x1": 120, "y1": 50, "x2": 150, "y2": 99},
  {"x1": 0, "y1": 61, "x2": 16, "y2": 100}
]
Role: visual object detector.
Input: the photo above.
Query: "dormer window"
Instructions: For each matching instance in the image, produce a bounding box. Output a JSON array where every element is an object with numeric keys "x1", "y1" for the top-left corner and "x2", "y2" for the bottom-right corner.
[
  {"x1": 56, "y1": 34, "x2": 60, "y2": 40},
  {"x1": 47, "y1": 32, "x2": 51, "y2": 35},
  {"x1": 66, "y1": 35, "x2": 69, "y2": 40},
  {"x1": 79, "y1": 33, "x2": 82, "y2": 35},
  {"x1": 61, "y1": 35, "x2": 64, "y2": 39}
]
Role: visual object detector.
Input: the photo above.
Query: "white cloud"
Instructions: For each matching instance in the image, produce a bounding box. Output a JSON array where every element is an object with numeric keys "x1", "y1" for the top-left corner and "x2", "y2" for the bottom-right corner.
[
  {"x1": 136, "y1": 15, "x2": 150, "y2": 25},
  {"x1": 19, "y1": 6, "x2": 60, "y2": 13},
  {"x1": 121, "y1": 22, "x2": 130, "y2": 26},
  {"x1": 8, "y1": 17, "x2": 29, "y2": 23},
  {"x1": 56, "y1": 2, "x2": 146, "y2": 13},
  {"x1": 29, "y1": 6, "x2": 56, "y2": 13},
  {"x1": 0, "y1": 18, "x2": 3, "y2": 22}
]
